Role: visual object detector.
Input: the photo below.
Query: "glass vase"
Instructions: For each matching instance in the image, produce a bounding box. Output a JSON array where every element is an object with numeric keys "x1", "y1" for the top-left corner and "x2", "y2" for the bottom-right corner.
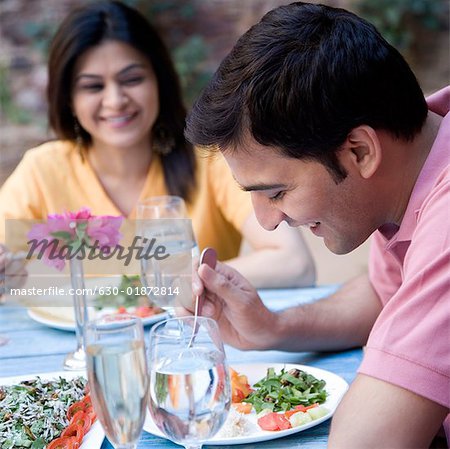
[{"x1": 63, "y1": 257, "x2": 88, "y2": 370}]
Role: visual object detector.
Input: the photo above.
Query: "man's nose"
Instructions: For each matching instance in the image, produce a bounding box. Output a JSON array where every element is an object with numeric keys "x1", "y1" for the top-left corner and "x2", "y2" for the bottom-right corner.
[{"x1": 251, "y1": 195, "x2": 286, "y2": 231}]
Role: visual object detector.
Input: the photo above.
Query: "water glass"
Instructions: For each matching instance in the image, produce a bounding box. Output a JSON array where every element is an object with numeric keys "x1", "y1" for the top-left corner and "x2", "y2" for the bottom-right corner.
[
  {"x1": 137, "y1": 195, "x2": 187, "y2": 219},
  {"x1": 136, "y1": 196, "x2": 199, "y2": 314},
  {"x1": 148, "y1": 316, "x2": 231, "y2": 449},
  {"x1": 85, "y1": 315, "x2": 149, "y2": 449}
]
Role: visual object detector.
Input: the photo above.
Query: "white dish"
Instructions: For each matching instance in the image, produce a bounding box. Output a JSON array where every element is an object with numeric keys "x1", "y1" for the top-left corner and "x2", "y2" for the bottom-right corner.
[
  {"x1": 0, "y1": 371, "x2": 104, "y2": 449},
  {"x1": 143, "y1": 362, "x2": 348, "y2": 445},
  {"x1": 25, "y1": 275, "x2": 169, "y2": 331},
  {"x1": 28, "y1": 307, "x2": 168, "y2": 332}
]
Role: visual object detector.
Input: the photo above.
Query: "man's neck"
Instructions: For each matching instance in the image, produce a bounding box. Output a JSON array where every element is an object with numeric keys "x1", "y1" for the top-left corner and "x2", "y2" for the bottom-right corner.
[
  {"x1": 382, "y1": 111, "x2": 442, "y2": 226},
  {"x1": 394, "y1": 111, "x2": 442, "y2": 225}
]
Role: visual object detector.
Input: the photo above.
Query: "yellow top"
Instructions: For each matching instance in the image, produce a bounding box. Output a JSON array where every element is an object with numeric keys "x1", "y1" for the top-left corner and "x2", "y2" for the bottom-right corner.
[{"x1": 0, "y1": 140, "x2": 252, "y2": 261}]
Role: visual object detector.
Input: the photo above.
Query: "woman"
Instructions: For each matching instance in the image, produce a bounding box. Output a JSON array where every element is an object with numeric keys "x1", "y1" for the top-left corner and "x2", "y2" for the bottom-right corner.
[{"x1": 0, "y1": 1, "x2": 315, "y2": 288}]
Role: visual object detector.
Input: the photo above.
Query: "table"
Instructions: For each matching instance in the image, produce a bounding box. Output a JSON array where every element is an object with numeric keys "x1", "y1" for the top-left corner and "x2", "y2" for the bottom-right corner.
[{"x1": 0, "y1": 285, "x2": 363, "y2": 449}]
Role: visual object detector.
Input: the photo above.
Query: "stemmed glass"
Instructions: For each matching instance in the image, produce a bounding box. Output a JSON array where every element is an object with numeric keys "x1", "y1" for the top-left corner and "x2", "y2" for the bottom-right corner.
[
  {"x1": 148, "y1": 316, "x2": 231, "y2": 449},
  {"x1": 136, "y1": 196, "x2": 199, "y2": 315},
  {"x1": 85, "y1": 315, "x2": 149, "y2": 449}
]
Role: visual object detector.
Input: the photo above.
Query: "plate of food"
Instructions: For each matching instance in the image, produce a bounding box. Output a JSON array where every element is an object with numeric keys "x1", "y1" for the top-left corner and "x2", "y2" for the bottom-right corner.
[
  {"x1": 0, "y1": 371, "x2": 104, "y2": 449},
  {"x1": 143, "y1": 362, "x2": 349, "y2": 445},
  {"x1": 27, "y1": 275, "x2": 168, "y2": 331}
]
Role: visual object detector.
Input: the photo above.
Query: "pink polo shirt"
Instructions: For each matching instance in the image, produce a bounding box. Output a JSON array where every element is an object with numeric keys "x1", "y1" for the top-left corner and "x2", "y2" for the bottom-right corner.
[{"x1": 359, "y1": 86, "x2": 450, "y2": 442}]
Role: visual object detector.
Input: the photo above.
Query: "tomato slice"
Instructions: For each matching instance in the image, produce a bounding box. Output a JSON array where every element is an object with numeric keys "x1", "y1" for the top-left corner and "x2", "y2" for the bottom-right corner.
[
  {"x1": 285, "y1": 408, "x2": 300, "y2": 418},
  {"x1": 232, "y1": 388, "x2": 245, "y2": 403},
  {"x1": 67, "y1": 401, "x2": 85, "y2": 420},
  {"x1": 86, "y1": 406, "x2": 97, "y2": 423},
  {"x1": 288, "y1": 403, "x2": 319, "y2": 415},
  {"x1": 257, "y1": 412, "x2": 279, "y2": 431},
  {"x1": 81, "y1": 395, "x2": 97, "y2": 422},
  {"x1": 68, "y1": 395, "x2": 97, "y2": 422},
  {"x1": 134, "y1": 306, "x2": 156, "y2": 317},
  {"x1": 275, "y1": 413, "x2": 291, "y2": 430},
  {"x1": 230, "y1": 368, "x2": 253, "y2": 403},
  {"x1": 61, "y1": 423, "x2": 84, "y2": 445},
  {"x1": 69, "y1": 410, "x2": 92, "y2": 435},
  {"x1": 82, "y1": 394, "x2": 93, "y2": 407},
  {"x1": 304, "y1": 403, "x2": 319, "y2": 410},
  {"x1": 257, "y1": 412, "x2": 292, "y2": 431},
  {"x1": 46, "y1": 436, "x2": 79, "y2": 449}
]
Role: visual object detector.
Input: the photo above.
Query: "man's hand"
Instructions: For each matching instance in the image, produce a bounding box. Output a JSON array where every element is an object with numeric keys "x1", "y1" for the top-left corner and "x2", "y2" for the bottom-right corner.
[{"x1": 192, "y1": 261, "x2": 278, "y2": 350}]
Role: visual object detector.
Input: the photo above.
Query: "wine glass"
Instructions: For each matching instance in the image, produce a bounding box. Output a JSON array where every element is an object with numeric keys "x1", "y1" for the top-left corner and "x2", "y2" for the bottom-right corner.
[
  {"x1": 136, "y1": 196, "x2": 200, "y2": 315},
  {"x1": 137, "y1": 195, "x2": 188, "y2": 219},
  {"x1": 64, "y1": 257, "x2": 89, "y2": 371},
  {"x1": 148, "y1": 316, "x2": 231, "y2": 449},
  {"x1": 85, "y1": 315, "x2": 149, "y2": 449}
]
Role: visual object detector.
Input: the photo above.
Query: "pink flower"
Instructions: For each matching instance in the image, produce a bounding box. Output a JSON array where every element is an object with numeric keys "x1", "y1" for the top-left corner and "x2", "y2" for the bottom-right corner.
[
  {"x1": 87, "y1": 215, "x2": 123, "y2": 251},
  {"x1": 27, "y1": 208, "x2": 123, "y2": 270},
  {"x1": 68, "y1": 207, "x2": 92, "y2": 221}
]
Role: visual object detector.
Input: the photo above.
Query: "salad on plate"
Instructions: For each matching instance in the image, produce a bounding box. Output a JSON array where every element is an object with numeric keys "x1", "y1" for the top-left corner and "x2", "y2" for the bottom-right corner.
[
  {"x1": 227, "y1": 366, "x2": 329, "y2": 434},
  {"x1": 144, "y1": 362, "x2": 348, "y2": 445},
  {"x1": 0, "y1": 375, "x2": 98, "y2": 449}
]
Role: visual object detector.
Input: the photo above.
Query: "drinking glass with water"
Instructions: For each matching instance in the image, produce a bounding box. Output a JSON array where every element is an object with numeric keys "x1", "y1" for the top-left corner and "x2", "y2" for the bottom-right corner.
[
  {"x1": 148, "y1": 316, "x2": 231, "y2": 449},
  {"x1": 85, "y1": 315, "x2": 149, "y2": 449},
  {"x1": 136, "y1": 196, "x2": 199, "y2": 315}
]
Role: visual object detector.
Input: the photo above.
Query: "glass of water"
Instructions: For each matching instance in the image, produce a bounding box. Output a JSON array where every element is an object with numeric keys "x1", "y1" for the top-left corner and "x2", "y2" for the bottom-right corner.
[
  {"x1": 85, "y1": 315, "x2": 149, "y2": 449},
  {"x1": 136, "y1": 196, "x2": 199, "y2": 315},
  {"x1": 148, "y1": 316, "x2": 231, "y2": 449}
]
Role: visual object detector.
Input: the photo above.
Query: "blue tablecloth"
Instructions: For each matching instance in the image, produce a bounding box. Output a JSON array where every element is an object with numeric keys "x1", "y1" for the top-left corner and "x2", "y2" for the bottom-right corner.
[{"x1": 0, "y1": 285, "x2": 362, "y2": 449}]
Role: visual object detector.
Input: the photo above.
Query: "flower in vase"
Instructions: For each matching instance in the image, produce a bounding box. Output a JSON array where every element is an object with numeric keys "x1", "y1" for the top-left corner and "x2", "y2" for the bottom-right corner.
[
  {"x1": 27, "y1": 207, "x2": 123, "y2": 270},
  {"x1": 86, "y1": 215, "x2": 123, "y2": 252}
]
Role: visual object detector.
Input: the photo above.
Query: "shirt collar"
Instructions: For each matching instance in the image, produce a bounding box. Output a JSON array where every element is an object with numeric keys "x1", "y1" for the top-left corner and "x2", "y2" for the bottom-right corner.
[{"x1": 384, "y1": 88, "x2": 450, "y2": 249}]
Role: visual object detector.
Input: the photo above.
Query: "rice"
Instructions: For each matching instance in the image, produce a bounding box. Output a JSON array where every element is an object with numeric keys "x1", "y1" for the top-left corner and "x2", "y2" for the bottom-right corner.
[{"x1": 216, "y1": 407, "x2": 257, "y2": 439}]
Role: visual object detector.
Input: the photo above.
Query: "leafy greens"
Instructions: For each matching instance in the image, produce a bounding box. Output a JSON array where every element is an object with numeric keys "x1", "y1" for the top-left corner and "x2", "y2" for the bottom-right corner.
[{"x1": 244, "y1": 367, "x2": 327, "y2": 413}]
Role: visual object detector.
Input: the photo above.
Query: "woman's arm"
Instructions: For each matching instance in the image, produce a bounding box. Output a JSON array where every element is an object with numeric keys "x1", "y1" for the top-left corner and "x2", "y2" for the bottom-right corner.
[{"x1": 226, "y1": 212, "x2": 316, "y2": 288}]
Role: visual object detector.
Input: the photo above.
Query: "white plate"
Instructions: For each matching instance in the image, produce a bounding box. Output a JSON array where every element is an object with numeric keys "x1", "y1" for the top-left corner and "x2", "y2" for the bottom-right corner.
[
  {"x1": 27, "y1": 307, "x2": 168, "y2": 332},
  {"x1": 143, "y1": 362, "x2": 348, "y2": 445},
  {"x1": 26, "y1": 275, "x2": 169, "y2": 331},
  {"x1": 0, "y1": 371, "x2": 104, "y2": 449}
]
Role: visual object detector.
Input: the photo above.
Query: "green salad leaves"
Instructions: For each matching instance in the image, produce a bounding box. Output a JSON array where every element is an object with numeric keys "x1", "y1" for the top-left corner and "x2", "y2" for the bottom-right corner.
[{"x1": 245, "y1": 367, "x2": 327, "y2": 413}]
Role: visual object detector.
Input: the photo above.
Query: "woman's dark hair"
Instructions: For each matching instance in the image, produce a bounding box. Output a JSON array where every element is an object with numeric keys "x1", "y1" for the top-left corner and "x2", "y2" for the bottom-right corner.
[
  {"x1": 48, "y1": 0, "x2": 196, "y2": 200},
  {"x1": 185, "y1": 1, "x2": 428, "y2": 182}
]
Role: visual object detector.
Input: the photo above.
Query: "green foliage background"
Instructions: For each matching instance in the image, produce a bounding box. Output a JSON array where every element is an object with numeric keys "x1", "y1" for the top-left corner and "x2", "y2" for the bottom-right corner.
[
  {"x1": 0, "y1": 0, "x2": 448, "y2": 125},
  {"x1": 356, "y1": 0, "x2": 447, "y2": 50}
]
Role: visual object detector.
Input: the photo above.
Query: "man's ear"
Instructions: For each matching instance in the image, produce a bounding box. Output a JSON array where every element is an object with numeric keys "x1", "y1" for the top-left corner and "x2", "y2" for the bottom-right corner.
[{"x1": 341, "y1": 125, "x2": 382, "y2": 179}]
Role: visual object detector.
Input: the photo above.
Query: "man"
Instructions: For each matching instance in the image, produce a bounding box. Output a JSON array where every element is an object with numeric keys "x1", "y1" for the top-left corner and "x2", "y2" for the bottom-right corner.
[{"x1": 185, "y1": 2, "x2": 449, "y2": 448}]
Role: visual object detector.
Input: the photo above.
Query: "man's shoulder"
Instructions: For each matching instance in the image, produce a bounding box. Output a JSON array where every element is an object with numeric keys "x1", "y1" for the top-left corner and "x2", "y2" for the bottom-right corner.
[
  {"x1": 426, "y1": 86, "x2": 450, "y2": 116},
  {"x1": 422, "y1": 165, "x2": 450, "y2": 214}
]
